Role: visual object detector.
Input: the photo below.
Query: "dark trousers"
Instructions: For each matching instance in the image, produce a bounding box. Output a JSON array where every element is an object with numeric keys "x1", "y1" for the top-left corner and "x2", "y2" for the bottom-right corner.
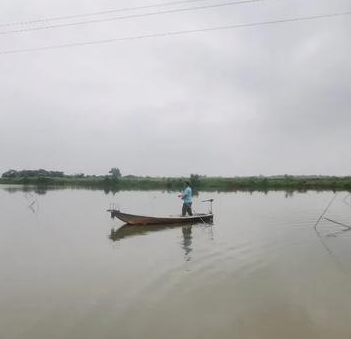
[{"x1": 182, "y1": 202, "x2": 192, "y2": 216}]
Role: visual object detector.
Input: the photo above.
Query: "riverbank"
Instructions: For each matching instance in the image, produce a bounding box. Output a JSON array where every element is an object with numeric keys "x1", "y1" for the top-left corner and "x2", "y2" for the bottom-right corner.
[{"x1": 1, "y1": 175, "x2": 351, "y2": 192}]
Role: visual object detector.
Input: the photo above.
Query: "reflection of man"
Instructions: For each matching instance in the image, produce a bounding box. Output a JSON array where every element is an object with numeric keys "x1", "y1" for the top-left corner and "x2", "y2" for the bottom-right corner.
[
  {"x1": 179, "y1": 181, "x2": 192, "y2": 216},
  {"x1": 182, "y1": 226, "x2": 193, "y2": 260}
]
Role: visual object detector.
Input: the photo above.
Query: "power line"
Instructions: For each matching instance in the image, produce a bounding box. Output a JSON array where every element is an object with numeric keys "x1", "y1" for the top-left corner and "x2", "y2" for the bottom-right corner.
[
  {"x1": 0, "y1": 0, "x2": 222, "y2": 27},
  {"x1": 0, "y1": 0, "x2": 274, "y2": 35},
  {"x1": 1, "y1": 10, "x2": 350, "y2": 55}
]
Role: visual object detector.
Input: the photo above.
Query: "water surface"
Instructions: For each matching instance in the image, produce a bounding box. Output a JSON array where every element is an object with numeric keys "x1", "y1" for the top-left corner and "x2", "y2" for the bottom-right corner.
[{"x1": 1, "y1": 186, "x2": 351, "y2": 339}]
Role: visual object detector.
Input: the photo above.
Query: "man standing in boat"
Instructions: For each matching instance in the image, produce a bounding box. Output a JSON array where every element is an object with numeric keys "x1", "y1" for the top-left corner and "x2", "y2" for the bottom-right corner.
[{"x1": 179, "y1": 181, "x2": 193, "y2": 216}]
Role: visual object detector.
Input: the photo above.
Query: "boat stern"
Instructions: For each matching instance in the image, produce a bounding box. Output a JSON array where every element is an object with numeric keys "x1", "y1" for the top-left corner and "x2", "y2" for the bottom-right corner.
[{"x1": 107, "y1": 209, "x2": 119, "y2": 219}]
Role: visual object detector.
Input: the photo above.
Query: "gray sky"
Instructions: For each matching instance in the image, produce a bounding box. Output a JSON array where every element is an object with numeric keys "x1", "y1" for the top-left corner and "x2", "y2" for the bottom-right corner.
[{"x1": 0, "y1": 0, "x2": 350, "y2": 177}]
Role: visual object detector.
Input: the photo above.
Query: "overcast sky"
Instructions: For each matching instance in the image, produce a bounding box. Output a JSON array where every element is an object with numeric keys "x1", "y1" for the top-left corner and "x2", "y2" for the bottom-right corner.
[{"x1": 0, "y1": 0, "x2": 350, "y2": 177}]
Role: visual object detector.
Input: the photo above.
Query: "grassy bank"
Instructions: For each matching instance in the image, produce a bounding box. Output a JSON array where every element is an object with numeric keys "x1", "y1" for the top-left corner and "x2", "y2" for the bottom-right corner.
[{"x1": 1, "y1": 175, "x2": 351, "y2": 192}]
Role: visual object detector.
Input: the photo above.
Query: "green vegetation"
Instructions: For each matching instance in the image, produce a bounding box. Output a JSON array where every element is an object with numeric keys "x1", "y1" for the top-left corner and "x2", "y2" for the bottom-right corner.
[
  {"x1": 108, "y1": 167, "x2": 121, "y2": 178},
  {"x1": 1, "y1": 169, "x2": 351, "y2": 192}
]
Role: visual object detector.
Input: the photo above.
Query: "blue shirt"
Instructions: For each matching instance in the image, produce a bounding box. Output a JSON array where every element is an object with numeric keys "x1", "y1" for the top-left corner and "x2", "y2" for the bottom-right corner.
[{"x1": 182, "y1": 186, "x2": 192, "y2": 204}]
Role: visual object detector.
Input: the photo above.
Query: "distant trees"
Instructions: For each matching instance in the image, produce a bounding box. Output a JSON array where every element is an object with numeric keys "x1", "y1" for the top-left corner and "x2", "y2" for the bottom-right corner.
[
  {"x1": 1, "y1": 169, "x2": 64, "y2": 178},
  {"x1": 123, "y1": 175, "x2": 137, "y2": 179},
  {"x1": 1, "y1": 168, "x2": 124, "y2": 179},
  {"x1": 109, "y1": 167, "x2": 122, "y2": 178},
  {"x1": 190, "y1": 174, "x2": 202, "y2": 187},
  {"x1": 1, "y1": 169, "x2": 17, "y2": 178}
]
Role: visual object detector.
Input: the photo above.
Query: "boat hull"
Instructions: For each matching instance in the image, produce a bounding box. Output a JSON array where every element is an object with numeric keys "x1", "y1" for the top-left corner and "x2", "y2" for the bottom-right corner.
[{"x1": 108, "y1": 209, "x2": 213, "y2": 225}]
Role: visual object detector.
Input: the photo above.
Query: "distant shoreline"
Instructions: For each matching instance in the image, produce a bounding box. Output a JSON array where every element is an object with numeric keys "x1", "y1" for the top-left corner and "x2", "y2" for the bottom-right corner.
[{"x1": 1, "y1": 175, "x2": 351, "y2": 192}]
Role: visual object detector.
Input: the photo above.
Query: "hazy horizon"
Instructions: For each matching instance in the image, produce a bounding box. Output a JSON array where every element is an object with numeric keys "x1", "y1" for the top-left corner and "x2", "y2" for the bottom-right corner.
[{"x1": 1, "y1": 167, "x2": 350, "y2": 178}]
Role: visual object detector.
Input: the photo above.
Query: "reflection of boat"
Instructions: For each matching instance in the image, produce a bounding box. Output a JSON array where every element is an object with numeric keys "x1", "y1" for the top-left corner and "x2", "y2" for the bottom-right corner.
[
  {"x1": 109, "y1": 223, "x2": 191, "y2": 241},
  {"x1": 108, "y1": 209, "x2": 213, "y2": 225}
]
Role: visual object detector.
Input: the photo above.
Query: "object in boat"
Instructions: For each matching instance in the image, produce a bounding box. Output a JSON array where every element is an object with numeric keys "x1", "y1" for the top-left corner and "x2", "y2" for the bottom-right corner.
[{"x1": 107, "y1": 209, "x2": 213, "y2": 225}]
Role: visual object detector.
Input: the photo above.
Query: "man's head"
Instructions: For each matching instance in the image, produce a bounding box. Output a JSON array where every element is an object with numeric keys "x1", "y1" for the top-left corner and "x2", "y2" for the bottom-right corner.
[{"x1": 184, "y1": 181, "x2": 190, "y2": 187}]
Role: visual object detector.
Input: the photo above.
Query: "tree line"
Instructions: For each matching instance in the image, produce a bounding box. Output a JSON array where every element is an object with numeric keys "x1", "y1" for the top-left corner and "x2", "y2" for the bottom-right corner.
[
  {"x1": 1, "y1": 168, "x2": 124, "y2": 179},
  {"x1": 2, "y1": 169, "x2": 65, "y2": 178}
]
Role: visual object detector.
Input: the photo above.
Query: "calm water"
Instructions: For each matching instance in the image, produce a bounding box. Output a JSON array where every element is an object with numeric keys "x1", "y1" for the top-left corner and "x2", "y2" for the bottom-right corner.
[{"x1": 1, "y1": 186, "x2": 351, "y2": 339}]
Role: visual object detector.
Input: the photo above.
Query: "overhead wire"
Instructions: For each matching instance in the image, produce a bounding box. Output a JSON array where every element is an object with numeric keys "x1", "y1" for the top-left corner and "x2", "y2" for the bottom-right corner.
[
  {"x1": 0, "y1": 0, "x2": 224, "y2": 28},
  {"x1": 1, "y1": 10, "x2": 350, "y2": 55},
  {"x1": 0, "y1": 0, "x2": 275, "y2": 35}
]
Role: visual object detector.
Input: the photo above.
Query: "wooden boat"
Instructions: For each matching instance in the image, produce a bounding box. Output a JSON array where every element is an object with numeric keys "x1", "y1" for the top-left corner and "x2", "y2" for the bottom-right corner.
[{"x1": 108, "y1": 209, "x2": 213, "y2": 225}]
